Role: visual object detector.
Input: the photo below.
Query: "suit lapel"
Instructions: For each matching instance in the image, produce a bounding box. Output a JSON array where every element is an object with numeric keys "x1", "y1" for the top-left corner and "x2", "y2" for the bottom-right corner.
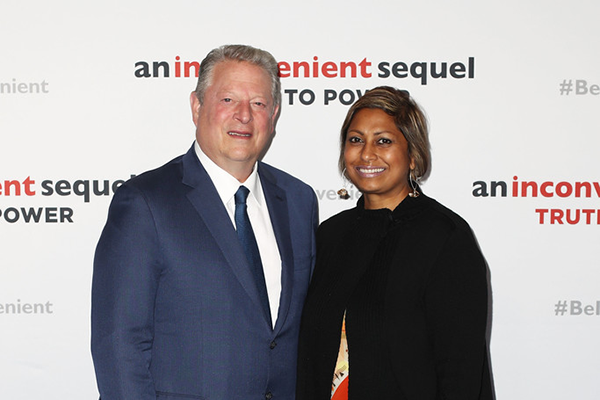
[
  {"x1": 259, "y1": 163, "x2": 295, "y2": 334},
  {"x1": 181, "y1": 147, "x2": 270, "y2": 328}
]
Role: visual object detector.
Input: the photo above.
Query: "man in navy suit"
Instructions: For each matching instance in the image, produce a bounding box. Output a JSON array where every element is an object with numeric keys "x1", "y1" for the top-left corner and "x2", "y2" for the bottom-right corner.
[{"x1": 91, "y1": 44, "x2": 318, "y2": 400}]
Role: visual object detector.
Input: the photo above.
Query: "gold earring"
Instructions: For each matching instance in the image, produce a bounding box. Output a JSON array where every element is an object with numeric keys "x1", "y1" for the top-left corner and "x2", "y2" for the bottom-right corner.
[{"x1": 337, "y1": 168, "x2": 350, "y2": 199}]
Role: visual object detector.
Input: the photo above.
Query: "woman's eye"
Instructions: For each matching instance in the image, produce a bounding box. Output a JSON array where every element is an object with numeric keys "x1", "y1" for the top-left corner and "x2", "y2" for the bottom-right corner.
[
  {"x1": 348, "y1": 137, "x2": 362, "y2": 143},
  {"x1": 378, "y1": 138, "x2": 392, "y2": 145}
]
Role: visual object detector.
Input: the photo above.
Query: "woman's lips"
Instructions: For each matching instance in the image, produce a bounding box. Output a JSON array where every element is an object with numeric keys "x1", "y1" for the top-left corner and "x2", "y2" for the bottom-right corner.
[{"x1": 355, "y1": 166, "x2": 385, "y2": 177}]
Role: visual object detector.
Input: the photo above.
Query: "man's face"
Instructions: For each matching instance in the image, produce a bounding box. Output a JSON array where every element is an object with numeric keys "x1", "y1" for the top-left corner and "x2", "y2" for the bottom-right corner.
[{"x1": 191, "y1": 60, "x2": 279, "y2": 181}]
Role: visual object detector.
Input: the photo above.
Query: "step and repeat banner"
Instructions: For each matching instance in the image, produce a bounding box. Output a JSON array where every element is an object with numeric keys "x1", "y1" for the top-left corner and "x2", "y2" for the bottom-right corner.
[{"x1": 1, "y1": 1, "x2": 599, "y2": 398}]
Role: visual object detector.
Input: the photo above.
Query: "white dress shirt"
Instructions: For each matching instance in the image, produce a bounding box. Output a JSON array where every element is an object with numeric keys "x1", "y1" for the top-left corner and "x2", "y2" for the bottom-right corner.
[{"x1": 194, "y1": 141, "x2": 282, "y2": 328}]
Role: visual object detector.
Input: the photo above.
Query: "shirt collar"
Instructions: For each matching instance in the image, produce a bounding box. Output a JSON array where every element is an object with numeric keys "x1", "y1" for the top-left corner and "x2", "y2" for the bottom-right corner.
[{"x1": 194, "y1": 141, "x2": 263, "y2": 206}]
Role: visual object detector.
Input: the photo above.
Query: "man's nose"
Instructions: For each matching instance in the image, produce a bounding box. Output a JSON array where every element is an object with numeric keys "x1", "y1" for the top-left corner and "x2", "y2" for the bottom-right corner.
[{"x1": 234, "y1": 102, "x2": 253, "y2": 124}]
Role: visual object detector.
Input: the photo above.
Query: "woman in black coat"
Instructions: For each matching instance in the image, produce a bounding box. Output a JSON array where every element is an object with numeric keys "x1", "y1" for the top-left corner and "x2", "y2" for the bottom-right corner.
[{"x1": 296, "y1": 87, "x2": 493, "y2": 400}]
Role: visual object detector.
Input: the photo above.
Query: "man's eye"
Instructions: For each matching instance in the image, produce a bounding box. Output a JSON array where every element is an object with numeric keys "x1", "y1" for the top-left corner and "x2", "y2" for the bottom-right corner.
[{"x1": 222, "y1": 98, "x2": 232, "y2": 103}]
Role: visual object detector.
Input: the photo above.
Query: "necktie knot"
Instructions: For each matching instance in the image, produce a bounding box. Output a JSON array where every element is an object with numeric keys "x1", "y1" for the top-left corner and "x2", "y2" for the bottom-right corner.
[{"x1": 235, "y1": 186, "x2": 250, "y2": 206}]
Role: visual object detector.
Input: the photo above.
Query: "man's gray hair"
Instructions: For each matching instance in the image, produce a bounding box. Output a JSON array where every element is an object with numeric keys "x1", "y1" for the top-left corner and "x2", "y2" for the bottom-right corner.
[{"x1": 194, "y1": 44, "x2": 281, "y2": 111}]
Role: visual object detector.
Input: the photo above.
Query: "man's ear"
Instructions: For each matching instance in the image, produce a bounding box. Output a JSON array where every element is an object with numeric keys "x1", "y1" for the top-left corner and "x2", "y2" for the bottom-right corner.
[
  {"x1": 190, "y1": 92, "x2": 201, "y2": 127},
  {"x1": 270, "y1": 104, "x2": 280, "y2": 132}
]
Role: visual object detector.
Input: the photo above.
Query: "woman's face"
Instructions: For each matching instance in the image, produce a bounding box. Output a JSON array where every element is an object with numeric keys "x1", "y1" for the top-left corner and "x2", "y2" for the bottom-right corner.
[{"x1": 344, "y1": 108, "x2": 415, "y2": 210}]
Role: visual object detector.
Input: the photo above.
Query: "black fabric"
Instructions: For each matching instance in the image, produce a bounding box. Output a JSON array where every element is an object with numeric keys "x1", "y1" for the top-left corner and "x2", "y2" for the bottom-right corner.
[{"x1": 297, "y1": 193, "x2": 493, "y2": 400}]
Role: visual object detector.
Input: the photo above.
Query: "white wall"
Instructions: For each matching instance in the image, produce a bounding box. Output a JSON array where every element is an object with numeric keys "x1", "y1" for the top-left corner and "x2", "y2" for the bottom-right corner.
[{"x1": 1, "y1": 1, "x2": 599, "y2": 398}]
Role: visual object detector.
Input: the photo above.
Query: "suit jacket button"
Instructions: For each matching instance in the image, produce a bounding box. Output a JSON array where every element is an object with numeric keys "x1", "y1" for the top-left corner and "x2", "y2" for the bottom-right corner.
[
  {"x1": 269, "y1": 340, "x2": 277, "y2": 349},
  {"x1": 265, "y1": 391, "x2": 273, "y2": 399}
]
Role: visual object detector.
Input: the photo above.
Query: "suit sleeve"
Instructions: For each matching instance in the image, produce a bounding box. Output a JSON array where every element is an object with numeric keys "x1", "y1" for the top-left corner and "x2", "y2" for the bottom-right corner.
[
  {"x1": 309, "y1": 191, "x2": 319, "y2": 276},
  {"x1": 91, "y1": 184, "x2": 161, "y2": 400},
  {"x1": 425, "y1": 225, "x2": 490, "y2": 399}
]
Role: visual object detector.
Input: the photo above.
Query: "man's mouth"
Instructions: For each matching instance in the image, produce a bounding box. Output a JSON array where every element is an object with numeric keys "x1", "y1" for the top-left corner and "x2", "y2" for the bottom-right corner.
[{"x1": 228, "y1": 131, "x2": 251, "y2": 137}]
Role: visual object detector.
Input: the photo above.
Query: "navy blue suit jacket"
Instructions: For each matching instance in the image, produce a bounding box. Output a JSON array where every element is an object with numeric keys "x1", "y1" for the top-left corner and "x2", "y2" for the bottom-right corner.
[{"x1": 91, "y1": 145, "x2": 318, "y2": 400}]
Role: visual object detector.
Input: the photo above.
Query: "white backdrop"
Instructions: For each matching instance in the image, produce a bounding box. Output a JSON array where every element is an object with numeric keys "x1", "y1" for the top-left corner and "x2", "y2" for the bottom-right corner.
[{"x1": 1, "y1": 1, "x2": 599, "y2": 398}]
